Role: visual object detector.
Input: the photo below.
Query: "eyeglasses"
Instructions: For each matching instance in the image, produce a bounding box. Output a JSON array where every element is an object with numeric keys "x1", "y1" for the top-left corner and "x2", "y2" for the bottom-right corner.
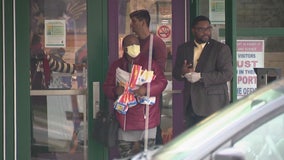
[{"x1": 194, "y1": 26, "x2": 213, "y2": 33}]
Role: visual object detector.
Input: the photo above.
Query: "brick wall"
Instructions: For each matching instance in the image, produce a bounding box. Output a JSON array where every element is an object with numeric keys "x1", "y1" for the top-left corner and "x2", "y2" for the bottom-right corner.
[
  {"x1": 198, "y1": 1, "x2": 284, "y2": 75},
  {"x1": 265, "y1": 52, "x2": 284, "y2": 76},
  {"x1": 237, "y1": 0, "x2": 284, "y2": 75},
  {"x1": 237, "y1": 0, "x2": 284, "y2": 27},
  {"x1": 237, "y1": 0, "x2": 284, "y2": 51}
]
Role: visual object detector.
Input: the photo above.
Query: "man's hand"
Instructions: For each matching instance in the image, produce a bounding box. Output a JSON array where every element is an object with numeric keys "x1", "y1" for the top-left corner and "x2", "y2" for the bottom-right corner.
[
  {"x1": 133, "y1": 85, "x2": 147, "y2": 97},
  {"x1": 184, "y1": 72, "x2": 201, "y2": 83},
  {"x1": 182, "y1": 60, "x2": 194, "y2": 75},
  {"x1": 74, "y1": 63, "x2": 87, "y2": 71},
  {"x1": 115, "y1": 86, "x2": 124, "y2": 96}
]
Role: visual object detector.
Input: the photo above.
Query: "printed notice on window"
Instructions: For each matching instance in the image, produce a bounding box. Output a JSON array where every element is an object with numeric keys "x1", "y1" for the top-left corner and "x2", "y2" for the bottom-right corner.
[
  {"x1": 221, "y1": 40, "x2": 264, "y2": 99},
  {"x1": 209, "y1": 0, "x2": 225, "y2": 24},
  {"x1": 45, "y1": 20, "x2": 66, "y2": 48},
  {"x1": 236, "y1": 40, "x2": 264, "y2": 99}
]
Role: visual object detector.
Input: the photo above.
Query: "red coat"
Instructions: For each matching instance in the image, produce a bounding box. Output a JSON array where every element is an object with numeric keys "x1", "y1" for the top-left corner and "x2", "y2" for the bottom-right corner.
[{"x1": 103, "y1": 54, "x2": 168, "y2": 130}]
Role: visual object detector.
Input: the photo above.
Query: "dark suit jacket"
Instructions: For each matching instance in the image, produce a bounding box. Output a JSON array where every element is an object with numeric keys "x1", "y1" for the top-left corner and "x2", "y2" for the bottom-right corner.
[{"x1": 173, "y1": 39, "x2": 233, "y2": 116}]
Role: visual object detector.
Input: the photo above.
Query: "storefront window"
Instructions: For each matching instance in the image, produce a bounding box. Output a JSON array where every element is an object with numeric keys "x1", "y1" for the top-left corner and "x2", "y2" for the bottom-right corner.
[
  {"x1": 235, "y1": 0, "x2": 284, "y2": 98},
  {"x1": 30, "y1": 0, "x2": 88, "y2": 159},
  {"x1": 198, "y1": 0, "x2": 284, "y2": 99}
]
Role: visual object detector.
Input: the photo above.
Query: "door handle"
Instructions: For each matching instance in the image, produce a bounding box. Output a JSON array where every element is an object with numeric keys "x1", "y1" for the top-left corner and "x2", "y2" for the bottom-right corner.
[{"x1": 93, "y1": 82, "x2": 100, "y2": 119}]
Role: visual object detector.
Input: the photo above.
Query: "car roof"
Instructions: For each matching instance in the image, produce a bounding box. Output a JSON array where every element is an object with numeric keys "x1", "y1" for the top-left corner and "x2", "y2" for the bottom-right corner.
[{"x1": 152, "y1": 78, "x2": 284, "y2": 160}]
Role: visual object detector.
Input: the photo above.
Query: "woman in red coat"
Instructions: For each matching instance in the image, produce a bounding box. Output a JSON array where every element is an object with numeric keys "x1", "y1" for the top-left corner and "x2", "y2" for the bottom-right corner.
[{"x1": 103, "y1": 34, "x2": 167, "y2": 158}]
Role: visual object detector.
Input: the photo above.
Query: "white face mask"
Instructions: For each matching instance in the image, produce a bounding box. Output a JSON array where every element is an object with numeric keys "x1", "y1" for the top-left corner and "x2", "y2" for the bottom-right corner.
[{"x1": 126, "y1": 45, "x2": 140, "y2": 58}]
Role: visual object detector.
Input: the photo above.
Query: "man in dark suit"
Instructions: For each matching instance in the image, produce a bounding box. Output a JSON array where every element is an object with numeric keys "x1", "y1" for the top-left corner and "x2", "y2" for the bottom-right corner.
[{"x1": 173, "y1": 15, "x2": 233, "y2": 128}]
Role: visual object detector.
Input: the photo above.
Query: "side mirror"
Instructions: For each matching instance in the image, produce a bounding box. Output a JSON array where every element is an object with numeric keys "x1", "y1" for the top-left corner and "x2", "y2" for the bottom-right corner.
[{"x1": 214, "y1": 148, "x2": 245, "y2": 160}]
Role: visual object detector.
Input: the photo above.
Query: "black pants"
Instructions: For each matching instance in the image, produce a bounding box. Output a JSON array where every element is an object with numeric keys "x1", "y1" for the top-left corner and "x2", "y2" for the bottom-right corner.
[
  {"x1": 186, "y1": 113, "x2": 206, "y2": 128},
  {"x1": 155, "y1": 96, "x2": 164, "y2": 145},
  {"x1": 155, "y1": 125, "x2": 163, "y2": 144},
  {"x1": 185, "y1": 99, "x2": 206, "y2": 128}
]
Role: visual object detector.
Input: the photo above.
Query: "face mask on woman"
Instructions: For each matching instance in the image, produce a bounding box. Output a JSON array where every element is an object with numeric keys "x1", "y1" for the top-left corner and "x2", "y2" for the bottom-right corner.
[{"x1": 126, "y1": 44, "x2": 140, "y2": 58}]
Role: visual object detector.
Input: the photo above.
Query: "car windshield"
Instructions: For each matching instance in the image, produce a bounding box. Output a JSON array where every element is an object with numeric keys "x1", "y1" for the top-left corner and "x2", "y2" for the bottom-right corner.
[{"x1": 152, "y1": 78, "x2": 284, "y2": 160}]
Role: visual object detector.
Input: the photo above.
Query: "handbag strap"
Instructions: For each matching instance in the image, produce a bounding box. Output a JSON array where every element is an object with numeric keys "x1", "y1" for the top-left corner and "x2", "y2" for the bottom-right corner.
[{"x1": 144, "y1": 34, "x2": 153, "y2": 152}]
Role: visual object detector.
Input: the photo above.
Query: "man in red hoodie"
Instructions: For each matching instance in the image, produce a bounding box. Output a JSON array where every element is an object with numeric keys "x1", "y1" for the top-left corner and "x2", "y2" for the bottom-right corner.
[
  {"x1": 103, "y1": 34, "x2": 167, "y2": 158},
  {"x1": 130, "y1": 9, "x2": 168, "y2": 145}
]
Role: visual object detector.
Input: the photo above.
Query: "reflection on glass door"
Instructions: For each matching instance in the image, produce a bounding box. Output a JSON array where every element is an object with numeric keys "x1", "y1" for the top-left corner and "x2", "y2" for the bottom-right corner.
[
  {"x1": 30, "y1": 0, "x2": 87, "y2": 159},
  {"x1": 118, "y1": 0, "x2": 173, "y2": 144}
]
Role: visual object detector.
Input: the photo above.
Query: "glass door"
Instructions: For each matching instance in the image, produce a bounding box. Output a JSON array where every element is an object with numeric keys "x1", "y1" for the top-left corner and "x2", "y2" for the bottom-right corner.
[{"x1": 30, "y1": 0, "x2": 88, "y2": 159}]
